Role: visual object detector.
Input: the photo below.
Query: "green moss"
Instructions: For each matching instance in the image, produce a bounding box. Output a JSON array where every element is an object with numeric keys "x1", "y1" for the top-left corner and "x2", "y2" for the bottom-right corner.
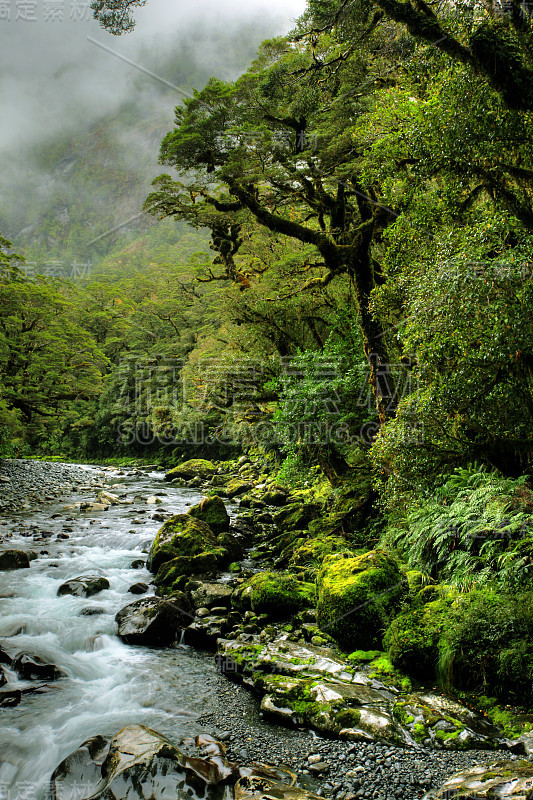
[
  {"x1": 474, "y1": 694, "x2": 531, "y2": 738},
  {"x1": 232, "y1": 571, "x2": 316, "y2": 618},
  {"x1": 347, "y1": 649, "x2": 383, "y2": 664},
  {"x1": 147, "y1": 514, "x2": 218, "y2": 573},
  {"x1": 334, "y1": 708, "x2": 362, "y2": 728},
  {"x1": 154, "y1": 550, "x2": 224, "y2": 586},
  {"x1": 317, "y1": 550, "x2": 407, "y2": 650},
  {"x1": 393, "y1": 702, "x2": 415, "y2": 726},
  {"x1": 164, "y1": 459, "x2": 216, "y2": 481},
  {"x1": 384, "y1": 591, "x2": 455, "y2": 680},
  {"x1": 412, "y1": 722, "x2": 427, "y2": 743},
  {"x1": 222, "y1": 480, "x2": 253, "y2": 499},
  {"x1": 273, "y1": 503, "x2": 321, "y2": 532},
  {"x1": 188, "y1": 495, "x2": 229, "y2": 533},
  {"x1": 291, "y1": 534, "x2": 353, "y2": 569}
]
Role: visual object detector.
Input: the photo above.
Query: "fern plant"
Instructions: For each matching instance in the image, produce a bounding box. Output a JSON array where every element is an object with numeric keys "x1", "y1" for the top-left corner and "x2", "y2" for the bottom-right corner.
[{"x1": 385, "y1": 467, "x2": 533, "y2": 588}]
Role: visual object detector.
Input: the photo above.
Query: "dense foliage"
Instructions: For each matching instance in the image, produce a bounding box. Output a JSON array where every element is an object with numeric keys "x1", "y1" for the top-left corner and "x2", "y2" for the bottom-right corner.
[{"x1": 3, "y1": 0, "x2": 533, "y2": 712}]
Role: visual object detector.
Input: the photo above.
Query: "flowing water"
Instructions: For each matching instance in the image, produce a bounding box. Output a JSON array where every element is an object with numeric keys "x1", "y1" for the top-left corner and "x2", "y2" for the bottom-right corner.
[{"x1": 0, "y1": 465, "x2": 233, "y2": 792}]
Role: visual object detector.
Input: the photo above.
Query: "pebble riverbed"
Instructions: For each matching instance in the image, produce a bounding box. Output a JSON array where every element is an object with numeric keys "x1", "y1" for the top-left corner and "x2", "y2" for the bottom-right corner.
[{"x1": 0, "y1": 458, "x2": 520, "y2": 800}]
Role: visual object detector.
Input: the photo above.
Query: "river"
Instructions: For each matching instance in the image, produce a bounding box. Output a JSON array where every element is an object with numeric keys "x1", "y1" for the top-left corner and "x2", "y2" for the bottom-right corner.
[{"x1": 0, "y1": 465, "x2": 237, "y2": 792}]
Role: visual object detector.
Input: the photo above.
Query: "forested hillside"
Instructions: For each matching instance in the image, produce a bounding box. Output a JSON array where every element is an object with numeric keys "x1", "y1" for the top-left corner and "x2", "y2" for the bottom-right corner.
[{"x1": 3, "y1": 0, "x2": 533, "y2": 731}]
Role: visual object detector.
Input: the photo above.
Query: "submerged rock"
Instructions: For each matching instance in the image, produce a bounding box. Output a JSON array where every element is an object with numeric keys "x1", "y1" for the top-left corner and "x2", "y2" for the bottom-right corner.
[
  {"x1": 49, "y1": 725, "x2": 321, "y2": 800},
  {"x1": 423, "y1": 760, "x2": 533, "y2": 798},
  {"x1": 12, "y1": 653, "x2": 66, "y2": 681},
  {"x1": 0, "y1": 549, "x2": 30, "y2": 570},
  {"x1": 57, "y1": 576, "x2": 110, "y2": 597},
  {"x1": 115, "y1": 594, "x2": 193, "y2": 645}
]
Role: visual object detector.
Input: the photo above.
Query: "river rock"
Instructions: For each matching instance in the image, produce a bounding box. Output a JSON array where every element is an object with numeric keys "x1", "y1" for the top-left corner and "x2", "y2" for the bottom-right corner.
[
  {"x1": 50, "y1": 726, "x2": 232, "y2": 800},
  {"x1": 12, "y1": 653, "x2": 66, "y2": 681},
  {"x1": 216, "y1": 637, "x2": 512, "y2": 750},
  {"x1": 188, "y1": 495, "x2": 230, "y2": 533},
  {"x1": 0, "y1": 689, "x2": 22, "y2": 707},
  {"x1": 58, "y1": 576, "x2": 110, "y2": 597},
  {"x1": 164, "y1": 459, "x2": 216, "y2": 481},
  {"x1": 191, "y1": 582, "x2": 234, "y2": 609},
  {"x1": 146, "y1": 496, "x2": 163, "y2": 504},
  {"x1": 423, "y1": 760, "x2": 533, "y2": 798},
  {"x1": 0, "y1": 549, "x2": 30, "y2": 570},
  {"x1": 115, "y1": 594, "x2": 193, "y2": 645},
  {"x1": 50, "y1": 725, "x2": 321, "y2": 800},
  {"x1": 64, "y1": 502, "x2": 110, "y2": 512},
  {"x1": 147, "y1": 514, "x2": 219, "y2": 574},
  {"x1": 128, "y1": 582, "x2": 149, "y2": 595},
  {"x1": 97, "y1": 491, "x2": 121, "y2": 505},
  {"x1": 184, "y1": 615, "x2": 230, "y2": 649}
]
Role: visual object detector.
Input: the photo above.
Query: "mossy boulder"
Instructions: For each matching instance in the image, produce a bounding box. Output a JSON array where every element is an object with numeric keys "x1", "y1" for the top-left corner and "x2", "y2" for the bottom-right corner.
[
  {"x1": 232, "y1": 571, "x2": 316, "y2": 618},
  {"x1": 384, "y1": 591, "x2": 455, "y2": 679},
  {"x1": 316, "y1": 550, "x2": 407, "y2": 650},
  {"x1": 216, "y1": 530, "x2": 243, "y2": 562},
  {"x1": 154, "y1": 552, "x2": 224, "y2": 588},
  {"x1": 291, "y1": 534, "x2": 354, "y2": 570},
  {"x1": 188, "y1": 495, "x2": 230, "y2": 533},
  {"x1": 164, "y1": 459, "x2": 216, "y2": 482},
  {"x1": 147, "y1": 515, "x2": 218, "y2": 574},
  {"x1": 273, "y1": 503, "x2": 321, "y2": 532},
  {"x1": 221, "y1": 480, "x2": 253, "y2": 499}
]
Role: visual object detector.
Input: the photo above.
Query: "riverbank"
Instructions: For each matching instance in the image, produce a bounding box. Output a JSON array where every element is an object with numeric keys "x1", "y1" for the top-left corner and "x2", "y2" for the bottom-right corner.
[{"x1": 0, "y1": 457, "x2": 530, "y2": 800}]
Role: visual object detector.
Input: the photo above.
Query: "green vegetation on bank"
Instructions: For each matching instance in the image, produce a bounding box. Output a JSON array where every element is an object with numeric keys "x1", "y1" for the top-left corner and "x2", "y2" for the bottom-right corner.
[{"x1": 2, "y1": 0, "x2": 533, "y2": 729}]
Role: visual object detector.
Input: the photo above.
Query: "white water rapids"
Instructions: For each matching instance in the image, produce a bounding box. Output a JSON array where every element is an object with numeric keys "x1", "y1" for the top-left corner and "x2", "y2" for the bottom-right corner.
[{"x1": 0, "y1": 466, "x2": 221, "y2": 793}]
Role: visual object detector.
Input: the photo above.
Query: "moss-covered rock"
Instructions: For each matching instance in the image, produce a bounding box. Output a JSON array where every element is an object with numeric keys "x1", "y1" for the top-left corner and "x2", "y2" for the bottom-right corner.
[
  {"x1": 232, "y1": 571, "x2": 316, "y2": 618},
  {"x1": 316, "y1": 550, "x2": 407, "y2": 650},
  {"x1": 384, "y1": 591, "x2": 455, "y2": 679},
  {"x1": 164, "y1": 459, "x2": 216, "y2": 482},
  {"x1": 216, "y1": 530, "x2": 242, "y2": 562},
  {"x1": 220, "y1": 480, "x2": 253, "y2": 499},
  {"x1": 291, "y1": 534, "x2": 354, "y2": 570},
  {"x1": 424, "y1": 760, "x2": 533, "y2": 798},
  {"x1": 147, "y1": 515, "x2": 218, "y2": 574},
  {"x1": 188, "y1": 495, "x2": 230, "y2": 533},
  {"x1": 273, "y1": 503, "x2": 321, "y2": 532},
  {"x1": 154, "y1": 551, "x2": 224, "y2": 588}
]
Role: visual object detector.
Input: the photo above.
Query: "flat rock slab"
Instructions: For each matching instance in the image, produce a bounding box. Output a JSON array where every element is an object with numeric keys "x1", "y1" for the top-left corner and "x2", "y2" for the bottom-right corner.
[
  {"x1": 217, "y1": 637, "x2": 390, "y2": 689},
  {"x1": 217, "y1": 637, "x2": 513, "y2": 751},
  {"x1": 423, "y1": 760, "x2": 533, "y2": 799},
  {"x1": 50, "y1": 725, "x2": 322, "y2": 800}
]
